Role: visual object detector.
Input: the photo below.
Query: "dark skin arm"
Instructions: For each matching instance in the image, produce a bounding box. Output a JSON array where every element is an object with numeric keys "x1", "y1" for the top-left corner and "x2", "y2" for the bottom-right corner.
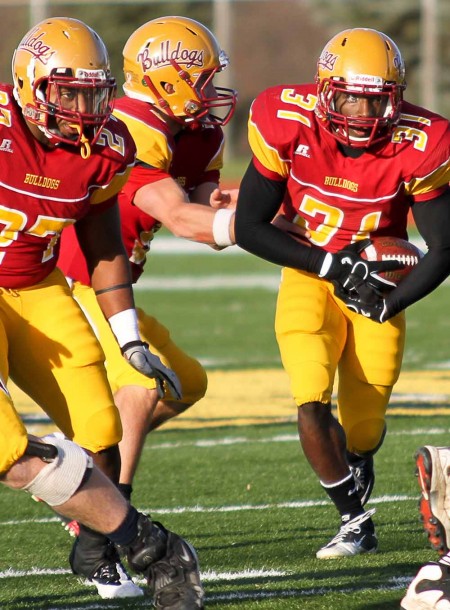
[{"x1": 74, "y1": 201, "x2": 135, "y2": 319}]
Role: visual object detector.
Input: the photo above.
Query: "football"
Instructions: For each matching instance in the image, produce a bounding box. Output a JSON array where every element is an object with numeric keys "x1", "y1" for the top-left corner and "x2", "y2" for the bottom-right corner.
[{"x1": 360, "y1": 236, "x2": 424, "y2": 286}]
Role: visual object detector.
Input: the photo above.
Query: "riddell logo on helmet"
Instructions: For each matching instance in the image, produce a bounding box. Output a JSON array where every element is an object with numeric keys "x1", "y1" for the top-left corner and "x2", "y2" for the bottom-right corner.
[
  {"x1": 19, "y1": 27, "x2": 56, "y2": 65},
  {"x1": 351, "y1": 74, "x2": 383, "y2": 85},
  {"x1": 317, "y1": 51, "x2": 338, "y2": 72},
  {"x1": 76, "y1": 68, "x2": 107, "y2": 80},
  {"x1": 138, "y1": 40, "x2": 204, "y2": 72}
]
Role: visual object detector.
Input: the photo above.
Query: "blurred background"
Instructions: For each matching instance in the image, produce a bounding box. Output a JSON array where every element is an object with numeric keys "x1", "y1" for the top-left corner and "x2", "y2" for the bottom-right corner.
[{"x1": 0, "y1": 0, "x2": 448, "y2": 174}]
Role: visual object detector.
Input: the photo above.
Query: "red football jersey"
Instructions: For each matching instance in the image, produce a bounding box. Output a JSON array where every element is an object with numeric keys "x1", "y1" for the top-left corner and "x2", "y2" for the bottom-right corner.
[
  {"x1": 248, "y1": 83, "x2": 450, "y2": 252},
  {"x1": 0, "y1": 84, "x2": 136, "y2": 288},
  {"x1": 59, "y1": 96, "x2": 225, "y2": 284}
]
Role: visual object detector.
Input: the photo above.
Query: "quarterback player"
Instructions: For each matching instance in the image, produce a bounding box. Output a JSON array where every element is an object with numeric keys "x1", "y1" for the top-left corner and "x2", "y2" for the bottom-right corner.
[
  {"x1": 2, "y1": 17, "x2": 203, "y2": 608},
  {"x1": 58, "y1": 16, "x2": 238, "y2": 506},
  {"x1": 235, "y1": 28, "x2": 450, "y2": 558}
]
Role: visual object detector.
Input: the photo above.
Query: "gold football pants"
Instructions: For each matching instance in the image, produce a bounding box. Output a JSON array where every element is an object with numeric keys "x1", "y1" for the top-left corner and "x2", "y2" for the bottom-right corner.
[
  {"x1": 0, "y1": 268, "x2": 122, "y2": 474},
  {"x1": 275, "y1": 267, "x2": 405, "y2": 454},
  {"x1": 71, "y1": 281, "x2": 207, "y2": 405}
]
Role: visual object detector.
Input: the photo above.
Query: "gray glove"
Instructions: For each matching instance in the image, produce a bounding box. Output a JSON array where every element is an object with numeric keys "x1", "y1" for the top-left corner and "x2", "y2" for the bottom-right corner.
[{"x1": 122, "y1": 340, "x2": 182, "y2": 400}]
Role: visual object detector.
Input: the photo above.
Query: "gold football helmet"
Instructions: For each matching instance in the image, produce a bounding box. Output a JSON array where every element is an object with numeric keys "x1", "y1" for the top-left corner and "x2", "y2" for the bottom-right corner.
[
  {"x1": 123, "y1": 16, "x2": 237, "y2": 126},
  {"x1": 315, "y1": 28, "x2": 406, "y2": 148},
  {"x1": 12, "y1": 17, "x2": 116, "y2": 152}
]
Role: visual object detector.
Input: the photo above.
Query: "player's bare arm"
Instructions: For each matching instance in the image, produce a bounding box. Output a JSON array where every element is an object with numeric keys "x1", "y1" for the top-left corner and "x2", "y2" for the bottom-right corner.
[
  {"x1": 74, "y1": 202, "x2": 135, "y2": 318},
  {"x1": 134, "y1": 177, "x2": 234, "y2": 246}
]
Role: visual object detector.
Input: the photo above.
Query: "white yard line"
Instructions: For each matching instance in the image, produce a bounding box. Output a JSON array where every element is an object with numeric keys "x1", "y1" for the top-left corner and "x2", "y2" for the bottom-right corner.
[
  {"x1": 0, "y1": 493, "x2": 418, "y2": 529},
  {"x1": 134, "y1": 273, "x2": 281, "y2": 291},
  {"x1": 0, "y1": 567, "x2": 411, "y2": 610}
]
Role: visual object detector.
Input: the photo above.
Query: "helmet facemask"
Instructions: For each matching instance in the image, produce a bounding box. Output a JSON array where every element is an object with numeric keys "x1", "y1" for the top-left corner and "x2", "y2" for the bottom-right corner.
[
  {"x1": 315, "y1": 28, "x2": 406, "y2": 148},
  {"x1": 26, "y1": 67, "x2": 116, "y2": 148},
  {"x1": 317, "y1": 77, "x2": 404, "y2": 148},
  {"x1": 143, "y1": 57, "x2": 236, "y2": 127}
]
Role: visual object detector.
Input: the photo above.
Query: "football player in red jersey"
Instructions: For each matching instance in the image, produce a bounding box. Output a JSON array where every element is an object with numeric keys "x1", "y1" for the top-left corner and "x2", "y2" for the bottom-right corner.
[
  {"x1": 57, "y1": 16, "x2": 238, "y2": 504},
  {"x1": 1, "y1": 17, "x2": 204, "y2": 608},
  {"x1": 235, "y1": 28, "x2": 450, "y2": 559}
]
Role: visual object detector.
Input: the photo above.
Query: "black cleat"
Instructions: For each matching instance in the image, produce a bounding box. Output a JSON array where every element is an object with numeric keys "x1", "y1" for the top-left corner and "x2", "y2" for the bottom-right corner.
[
  {"x1": 120, "y1": 513, "x2": 204, "y2": 609},
  {"x1": 147, "y1": 530, "x2": 204, "y2": 609}
]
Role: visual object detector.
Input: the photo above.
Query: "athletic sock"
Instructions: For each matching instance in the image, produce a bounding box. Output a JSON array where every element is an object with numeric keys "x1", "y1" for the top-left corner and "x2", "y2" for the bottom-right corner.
[
  {"x1": 320, "y1": 471, "x2": 365, "y2": 521},
  {"x1": 108, "y1": 505, "x2": 140, "y2": 547}
]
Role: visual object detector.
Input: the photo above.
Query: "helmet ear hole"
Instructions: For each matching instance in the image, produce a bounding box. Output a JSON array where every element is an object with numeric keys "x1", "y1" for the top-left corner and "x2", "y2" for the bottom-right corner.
[{"x1": 161, "y1": 82, "x2": 175, "y2": 94}]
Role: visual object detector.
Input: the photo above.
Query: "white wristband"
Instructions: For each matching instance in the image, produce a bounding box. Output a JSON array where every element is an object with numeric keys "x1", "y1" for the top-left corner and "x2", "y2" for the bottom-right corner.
[
  {"x1": 108, "y1": 308, "x2": 140, "y2": 348},
  {"x1": 318, "y1": 252, "x2": 334, "y2": 277},
  {"x1": 212, "y1": 208, "x2": 234, "y2": 247}
]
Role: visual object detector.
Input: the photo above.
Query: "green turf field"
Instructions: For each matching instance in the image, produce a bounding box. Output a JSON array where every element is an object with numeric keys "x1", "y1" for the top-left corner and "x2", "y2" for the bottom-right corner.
[{"x1": 1, "y1": 237, "x2": 450, "y2": 609}]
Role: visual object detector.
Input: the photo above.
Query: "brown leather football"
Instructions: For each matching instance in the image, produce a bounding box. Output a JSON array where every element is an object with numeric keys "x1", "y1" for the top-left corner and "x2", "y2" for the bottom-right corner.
[{"x1": 361, "y1": 236, "x2": 424, "y2": 285}]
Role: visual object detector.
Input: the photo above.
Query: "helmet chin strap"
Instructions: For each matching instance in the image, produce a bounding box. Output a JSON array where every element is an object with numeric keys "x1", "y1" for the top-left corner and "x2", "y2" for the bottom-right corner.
[{"x1": 70, "y1": 124, "x2": 91, "y2": 159}]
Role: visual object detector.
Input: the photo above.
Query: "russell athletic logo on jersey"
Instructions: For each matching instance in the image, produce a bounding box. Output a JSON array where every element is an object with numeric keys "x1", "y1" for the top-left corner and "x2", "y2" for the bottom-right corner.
[
  {"x1": 19, "y1": 27, "x2": 56, "y2": 65},
  {"x1": 0, "y1": 139, "x2": 13, "y2": 153},
  {"x1": 294, "y1": 144, "x2": 311, "y2": 158},
  {"x1": 138, "y1": 40, "x2": 204, "y2": 72}
]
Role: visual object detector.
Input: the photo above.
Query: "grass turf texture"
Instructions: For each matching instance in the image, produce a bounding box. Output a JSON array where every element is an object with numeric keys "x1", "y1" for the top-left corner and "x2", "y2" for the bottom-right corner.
[
  {"x1": 0, "y1": 416, "x2": 447, "y2": 609},
  {"x1": 2, "y1": 239, "x2": 450, "y2": 608}
]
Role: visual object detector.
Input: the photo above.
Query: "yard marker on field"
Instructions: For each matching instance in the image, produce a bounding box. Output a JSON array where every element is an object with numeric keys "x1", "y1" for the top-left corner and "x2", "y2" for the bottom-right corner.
[{"x1": 0, "y1": 493, "x2": 417, "y2": 529}]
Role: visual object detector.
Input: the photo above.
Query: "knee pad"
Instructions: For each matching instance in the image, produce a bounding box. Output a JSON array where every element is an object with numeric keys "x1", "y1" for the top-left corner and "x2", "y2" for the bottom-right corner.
[{"x1": 22, "y1": 435, "x2": 92, "y2": 506}]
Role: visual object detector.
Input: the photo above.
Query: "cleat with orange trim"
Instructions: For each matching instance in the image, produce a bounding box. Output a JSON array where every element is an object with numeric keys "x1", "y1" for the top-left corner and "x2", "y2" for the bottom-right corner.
[{"x1": 415, "y1": 446, "x2": 450, "y2": 556}]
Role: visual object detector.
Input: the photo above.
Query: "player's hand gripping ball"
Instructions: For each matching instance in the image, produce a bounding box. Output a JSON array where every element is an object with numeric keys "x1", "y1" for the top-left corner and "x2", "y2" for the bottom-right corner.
[{"x1": 359, "y1": 236, "x2": 424, "y2": 289}]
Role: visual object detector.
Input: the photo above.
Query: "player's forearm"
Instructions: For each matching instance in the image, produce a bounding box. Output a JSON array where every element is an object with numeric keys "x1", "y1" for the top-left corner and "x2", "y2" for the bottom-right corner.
[
  {"x1": 91, "y1": 255, "x2": 135, "y2": 319},
  {"x1": 162, "y1": 203, "x2": 235, "y2": 246}
]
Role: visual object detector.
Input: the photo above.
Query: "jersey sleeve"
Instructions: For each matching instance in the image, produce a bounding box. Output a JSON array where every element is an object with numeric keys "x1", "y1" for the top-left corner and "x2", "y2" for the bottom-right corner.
[
  {"x1": 90, "y1": 165, "x2": 133, "y2": 204},
  {"x1": 113, "y1": 108, "x2": 172, "y2": 171},
  {"x1": 399, "y1": 112, "x2": 450, "y2": 202},
  {"x1": 248, "y1": 89, "x2": 291, "y2": 180},
  {"x1": 120, "y1": 164, "x2": 171, "y2": 204}
]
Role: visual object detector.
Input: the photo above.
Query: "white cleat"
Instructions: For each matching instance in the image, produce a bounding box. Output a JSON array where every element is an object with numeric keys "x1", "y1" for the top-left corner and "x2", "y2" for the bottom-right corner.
[
  {"x1": 401, "y1": 562, "x2": 450, "y2": 610},
  {"x1": 316, "y1": 508, "x2": 377, "y2": 559},
  {"x1": 87, "y1": 561, "x2": 144, "y2": 599}
]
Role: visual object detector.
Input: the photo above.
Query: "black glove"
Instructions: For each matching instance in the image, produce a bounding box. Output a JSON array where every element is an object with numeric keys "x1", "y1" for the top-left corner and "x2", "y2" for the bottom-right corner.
[
  {"x1": 333, "y1": 280, "x2": 391, "y2": 323},
  {"x1": 122, "y1": 340, "x2": 182, "y2": 400},
  {"x1": 319, "y1": 239, "x2": 403, "y2": 293}
]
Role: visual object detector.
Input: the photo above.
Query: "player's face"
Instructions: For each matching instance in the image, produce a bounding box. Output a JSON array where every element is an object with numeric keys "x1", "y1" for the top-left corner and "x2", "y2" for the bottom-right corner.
[
  {"x1": 48, "y1": 85, "x2": 108, "y2": 140},
  {"x1": 49, "y1": 86, "x2": 88, "y2": 139},
  {"x1": 334, "y1": 91, "x2": 388, "y2": 139}
]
